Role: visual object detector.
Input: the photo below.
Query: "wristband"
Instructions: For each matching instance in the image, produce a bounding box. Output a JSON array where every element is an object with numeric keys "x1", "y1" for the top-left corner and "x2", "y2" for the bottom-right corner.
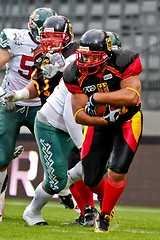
[{"x1": 14, "y1": 88, "x2": 30, "y2": 100}]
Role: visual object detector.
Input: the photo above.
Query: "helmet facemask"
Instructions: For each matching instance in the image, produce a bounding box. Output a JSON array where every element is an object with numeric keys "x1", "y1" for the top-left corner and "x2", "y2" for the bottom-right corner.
[
  {"x1": 40, "y1": 29, "x2": 71, "y2": 54},
  {"x1": 76, "y1": 47, "x2": 109, "y2": 75},
  {"x1": 39, "y1": 16, "x2": 73, "y2": 54},
  {"x1": 28, "y1": 20, "x2": 42, "y2": 43}
]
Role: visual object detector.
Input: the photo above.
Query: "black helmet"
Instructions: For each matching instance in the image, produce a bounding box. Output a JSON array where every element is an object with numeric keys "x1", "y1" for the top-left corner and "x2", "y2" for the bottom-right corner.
[
  {"x1": 76, "y1": 29, "x2": 112, "y2": 75},
  {"x1": 40, "y1": 15, "x2": 74, "y2": 53},
  {"x1": 28, "y1": 7, "x2": 57, "y2": 43},
  {"x1": 106, "y1": 31, "x2": 122, "y2": 49}
]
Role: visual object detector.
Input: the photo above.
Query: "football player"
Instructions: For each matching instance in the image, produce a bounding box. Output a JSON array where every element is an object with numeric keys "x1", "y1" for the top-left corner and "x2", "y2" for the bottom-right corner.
[
  {"x1": 5, "y1": 15, "x2": 97, "y2": 226},
  {"x1": 0, "y1": 7, "x2": 57, "y2": 221},
  {"x1": 63, "y1": 29, "x2": 143, "y2": 233}
]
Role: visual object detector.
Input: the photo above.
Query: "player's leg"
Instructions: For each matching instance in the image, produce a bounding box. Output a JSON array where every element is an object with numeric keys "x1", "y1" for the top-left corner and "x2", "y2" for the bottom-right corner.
[
  {"x1": 95, "y1": 112, "x2": 143, "y2": 232},
  {"x1": 23, "y1": 117, "x2": 75, "y2": 225},
  {"x1": 0, "y1": 105, "x2": 21, "y2": 220}
]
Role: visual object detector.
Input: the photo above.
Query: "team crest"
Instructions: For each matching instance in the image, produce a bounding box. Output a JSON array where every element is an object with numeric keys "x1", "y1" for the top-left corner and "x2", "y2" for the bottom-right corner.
[{"x1": 106, "y1": 37, "x2": 112, "y2": 51}]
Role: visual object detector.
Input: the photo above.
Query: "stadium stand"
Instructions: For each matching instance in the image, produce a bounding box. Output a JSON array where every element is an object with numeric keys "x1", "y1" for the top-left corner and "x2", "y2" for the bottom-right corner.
[{"x1": 0, "y1": 0, "x2": 160, "y2": 110}]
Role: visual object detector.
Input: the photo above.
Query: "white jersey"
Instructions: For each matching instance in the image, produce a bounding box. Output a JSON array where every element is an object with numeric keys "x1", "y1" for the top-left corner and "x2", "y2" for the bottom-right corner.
[
  {"x1": 40, "y1": 79, "x2": 83, "y2": 149},
  {"x1": 0, "y1": 28, "x2": 41, "y2": 106}
]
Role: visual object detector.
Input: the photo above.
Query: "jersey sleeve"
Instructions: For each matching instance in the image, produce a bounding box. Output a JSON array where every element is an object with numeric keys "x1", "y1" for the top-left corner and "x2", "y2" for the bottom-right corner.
[
  {"x1": 115, "y1": 49, "x2": 143, "y2": 79},
  {"x1": 122, "y1": 55, "x2": 142, "y2": 79},
  {"x1": 0, "y1": 30, "x2": 10, "y2": 50}
]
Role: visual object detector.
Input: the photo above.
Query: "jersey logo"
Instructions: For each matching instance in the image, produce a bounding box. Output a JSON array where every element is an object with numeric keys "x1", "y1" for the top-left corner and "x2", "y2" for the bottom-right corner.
[
  {"x1": 83, "y1": 85, "x2": 96, "y2": 93},
  {"x1": 13, "y1": 33, "x2": 23, "y2": 46},
  {"x1": 97, "y1": 82, "x2": 109, "y2": 92},
  {"x1": 103, "y1": 73, "x2": 113, "y2": 81}
]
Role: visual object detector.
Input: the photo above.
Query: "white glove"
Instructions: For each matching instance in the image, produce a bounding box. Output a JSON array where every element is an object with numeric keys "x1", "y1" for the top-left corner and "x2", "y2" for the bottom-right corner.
[
  {"x1": 42, "y1": 64, "x2": 58, "y2": 78},
  {"x1": 46, "y1": 52, "x2": 65, "y2": 72},
  {"x1": 4, "y1": 88, "x2": 29, "y2": 102},
  {"x1": 103, "y1": 107, "x2": 121, "y2": 124},
  {"x1": 0, "y1": 87, "x2": 16, "y2": 112}
]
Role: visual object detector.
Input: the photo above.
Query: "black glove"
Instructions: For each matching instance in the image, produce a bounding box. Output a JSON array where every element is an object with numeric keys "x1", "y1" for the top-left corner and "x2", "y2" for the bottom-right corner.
[
  {"x1": 103, "y1": 107, "x2": 121, "y2": 124},
  {"x1": 85, "y1": 94, "x2": 99, "y2": 116}
]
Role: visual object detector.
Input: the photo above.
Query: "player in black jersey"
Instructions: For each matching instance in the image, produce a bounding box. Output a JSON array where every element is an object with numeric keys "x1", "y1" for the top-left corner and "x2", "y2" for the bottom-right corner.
[{"x1": 63, "y1": 29, "x2": 143, "y2": 233}]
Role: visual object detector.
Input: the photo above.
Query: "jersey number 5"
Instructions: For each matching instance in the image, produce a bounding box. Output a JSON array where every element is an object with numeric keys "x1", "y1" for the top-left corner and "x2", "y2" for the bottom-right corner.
[{"x1": 18, "y1": 55, "x2": 34, "y2": 80}]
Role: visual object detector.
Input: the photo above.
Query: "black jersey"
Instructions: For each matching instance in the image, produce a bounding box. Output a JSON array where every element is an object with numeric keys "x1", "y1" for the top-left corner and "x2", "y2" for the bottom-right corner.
[
  {"x1": 63, "y1": 49, "x2": 143, "y2": 121},
  {"x1": 31, "y1": 41, "x2": 79, "y2": 105}
]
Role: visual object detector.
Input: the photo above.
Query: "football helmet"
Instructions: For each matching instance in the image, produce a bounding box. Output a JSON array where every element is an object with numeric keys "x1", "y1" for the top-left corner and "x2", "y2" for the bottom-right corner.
[
  {"x1": 76, "y1": 29, "x2": 112, "y2": 75},
  {"x1": 28, "y1": 7, "x2": 57, "y2": 43},
  {"x1": 106, "y1": 31, "x2": 121, "y2": 49},
  {"x1": 39, "y1": 15, "x2": 74, "y2": 53}
]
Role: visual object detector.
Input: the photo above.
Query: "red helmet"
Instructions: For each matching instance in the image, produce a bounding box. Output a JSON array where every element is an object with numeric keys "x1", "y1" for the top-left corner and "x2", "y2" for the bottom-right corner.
[
  {"x1": 40, "y1": 15, "x2": 74, "y2": 53},
  {"x1": 76, "y1": 29, "x2": 112, "y2": 75}
]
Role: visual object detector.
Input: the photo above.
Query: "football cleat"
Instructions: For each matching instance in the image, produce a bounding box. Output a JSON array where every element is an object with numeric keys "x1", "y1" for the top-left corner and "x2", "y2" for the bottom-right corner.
[
  {"x1": 23, "y1": 205, "x2": 48, "y2": 226},
  {"x1": 94, "y1": 212, "x2": 110, "y2": 233},
  {"x1": 83, "y1": 205, "x2": 98, "y2": 226},
  {"x1": 110, "y1": 208, "x2": 115, "y2": 221},
  {"x1": 97, "y1": 195, "x2": 115, "y2": 221},
  {"x1": 70, "y1": 214, "x2": 84, "y2": 225},
  {"x1": 13, "y1": 145, "x2": 24, "y2": 159},
  {"x1": 58, "y1": 193, "x2": 75, "y2": 209}
]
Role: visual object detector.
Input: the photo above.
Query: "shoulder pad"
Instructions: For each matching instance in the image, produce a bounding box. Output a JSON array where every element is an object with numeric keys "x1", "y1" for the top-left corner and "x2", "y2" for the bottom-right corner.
[
  {"x1": 113, "y1": 49, "x2": 139, "y2": 68},
  {"x1": 63, "y1": 61, "x2": 77, "y2": 83},
  {"x1": 63, "y1": 41, "x2": 79, "y2": 58}
]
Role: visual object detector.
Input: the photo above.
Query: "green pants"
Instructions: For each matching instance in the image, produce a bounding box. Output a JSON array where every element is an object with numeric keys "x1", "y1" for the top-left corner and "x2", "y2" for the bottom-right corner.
[
  {"x1": 0, "y1": 104, "x2": 41, "y2": 169},
  {"x1": 34, "y1": 117, "x2": 75, "y2": 195}
]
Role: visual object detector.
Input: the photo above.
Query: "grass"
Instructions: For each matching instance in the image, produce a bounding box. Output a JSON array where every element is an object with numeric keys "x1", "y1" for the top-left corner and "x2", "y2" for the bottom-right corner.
[{"x1": 1, "y1": 198, "x2": 160, "y2": 240}]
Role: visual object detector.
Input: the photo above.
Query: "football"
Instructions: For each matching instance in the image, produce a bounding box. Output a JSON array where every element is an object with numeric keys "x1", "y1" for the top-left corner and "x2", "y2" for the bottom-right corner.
[{"x1": 95, "y1": 104, "x2": 107, "y2": 116}]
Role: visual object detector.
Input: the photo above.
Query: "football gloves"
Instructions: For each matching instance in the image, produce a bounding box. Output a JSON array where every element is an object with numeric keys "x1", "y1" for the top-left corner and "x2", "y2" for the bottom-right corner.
[
  {"x1": 42, "y1": 64, "x2": 58, "y2": 78},
  {"x1": 85, "y1": 94, "x2": 99, "y2": 116},
  {"x1": 85, "y1": 93, "x2": 121, "y2": 124},
  {"x1": 0, "y1": 86, "x2": 16, "y2": 112},
  {"x1": 46, "y1": 52, "x2": 65, "y2": 72},
  {"x1": 43, "y1": 53, "x2": 66, "y2": 78},
  {"x1": 103, "y1": 107, "x2": 121, "y2": 124}
]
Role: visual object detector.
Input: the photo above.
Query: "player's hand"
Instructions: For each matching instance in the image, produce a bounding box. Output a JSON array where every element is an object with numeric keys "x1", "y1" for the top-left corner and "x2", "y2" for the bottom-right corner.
[
  {"x1": 2, "y1": 100, "x2": 16, "y2": 112},
  {"x1": 4, "y1": 91, "x2": 17, "y2": 102},
  {"x1": 103, "y1": 107, "x2": 121, "y2": 124},
  {"x1": 0, "y1": 87, "x2": 16, "y2": 112},
  {"x1": 46, "y1": 52, "x2": 65, "y2": 72},
  {"x1": 43, "y1": 64, "x2": 58, "y2": 78},
  {"x1": 84, "y1": 94, "x2": 99, "y2": 116}
]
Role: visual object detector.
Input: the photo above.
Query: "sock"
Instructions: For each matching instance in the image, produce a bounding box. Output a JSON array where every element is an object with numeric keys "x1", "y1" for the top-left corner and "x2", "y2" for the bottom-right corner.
[
  {"x1": 75, "y1": 180, "x2": 94, "y2": 208},
  {"x1": 0, "y1": 170, "x2": 7, "y2": 193},
  {"x1": 101, "y1": 177, "x2": 126, "y2": 214},
  {"x1": 58, "y1": 189, "x2": 70, "y2": 197},
  {"x1": 68, "y1": 161, "x2": 83, "y2": 182},
  {"x1": 30, "y1": 182, "x2": 53, "y2": 211},
  {"x1": 70, "y1": 182, "x2": 85, "y2": 215},
  {"x1": 90, "y1": 177, "x2": 105, "y2": 200}
]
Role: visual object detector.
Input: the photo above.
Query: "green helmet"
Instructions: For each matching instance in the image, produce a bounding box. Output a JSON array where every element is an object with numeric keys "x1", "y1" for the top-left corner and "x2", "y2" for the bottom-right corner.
[
  {"x1": 28, "y1": 7, "x2": 57, "y2": 43},
  {"x1": 106, "y1": 31, "x2": 122, "y2": 49}
]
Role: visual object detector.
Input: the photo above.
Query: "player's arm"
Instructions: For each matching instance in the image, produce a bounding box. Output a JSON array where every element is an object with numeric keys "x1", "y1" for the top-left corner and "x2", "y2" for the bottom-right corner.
[
  {"x1": 93, "y1": 75, "x2": 141, "y2": 107},
  {"x1": 0, "y1": 49, "x2": 11, "y2": 68},
  {"x1": 4, "y1": 81, "x2": 39, "y2": 103},
  {"x1": 71, "y1": 93, "x2": 111, "y2": 126}
]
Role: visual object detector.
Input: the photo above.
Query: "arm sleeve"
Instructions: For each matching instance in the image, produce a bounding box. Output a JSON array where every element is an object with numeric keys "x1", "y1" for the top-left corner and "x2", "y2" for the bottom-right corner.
[{"x1": 63, "y1": 92, "x2": 83, "y2": 149}]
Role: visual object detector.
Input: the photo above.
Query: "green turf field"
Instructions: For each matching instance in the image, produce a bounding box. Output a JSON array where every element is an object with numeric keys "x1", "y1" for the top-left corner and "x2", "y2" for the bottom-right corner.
[{"x1": 1, "y1": 198, "x2": 160, "y2": 240}]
